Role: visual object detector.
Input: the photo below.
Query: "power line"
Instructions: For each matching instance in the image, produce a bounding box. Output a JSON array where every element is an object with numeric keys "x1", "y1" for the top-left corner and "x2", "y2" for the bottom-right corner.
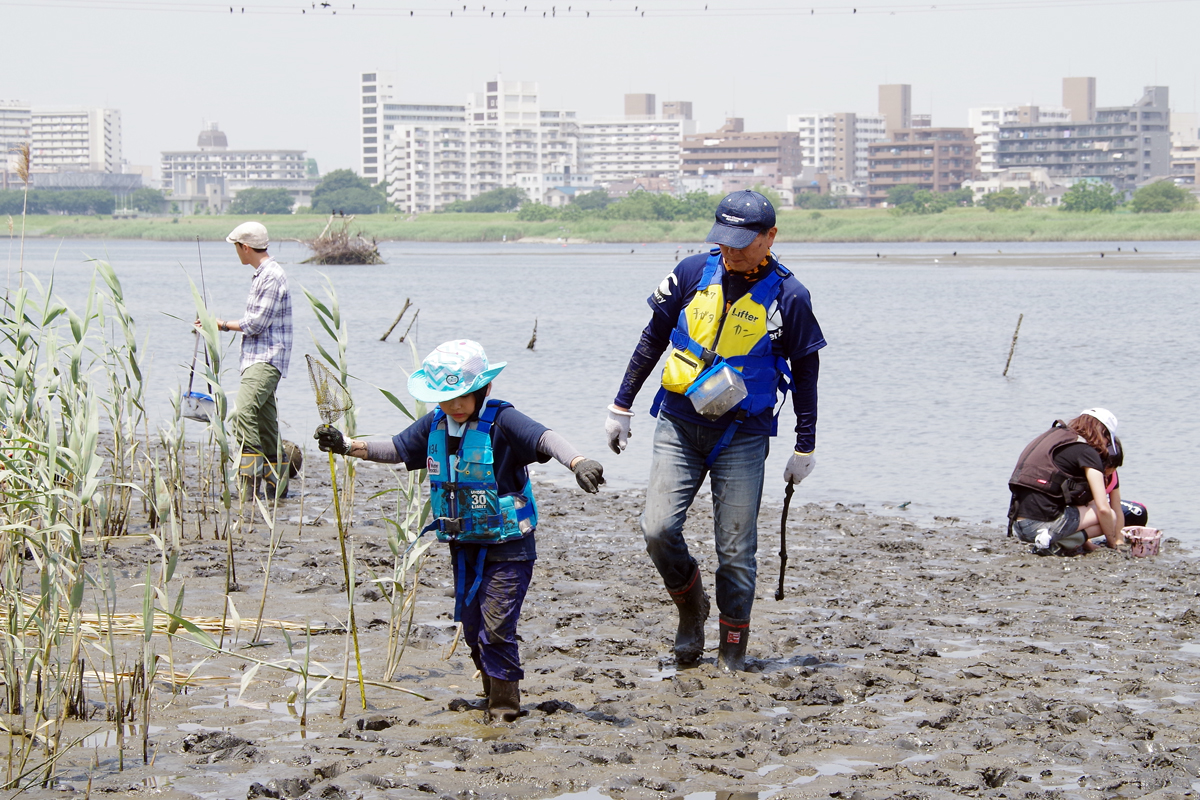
[{"x1": 0, "y1": 0, "x2": 1195, "y2": 16}]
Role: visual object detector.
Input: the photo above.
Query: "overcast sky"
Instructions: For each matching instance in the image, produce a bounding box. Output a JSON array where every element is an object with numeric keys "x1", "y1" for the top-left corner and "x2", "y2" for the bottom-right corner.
[{"x1": 3, "y1": 0, "x2": 1198, "y2": 177}]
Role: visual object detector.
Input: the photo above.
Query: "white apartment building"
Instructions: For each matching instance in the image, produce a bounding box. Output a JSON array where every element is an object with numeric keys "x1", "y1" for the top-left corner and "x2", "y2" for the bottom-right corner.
[
  {"x1": 374, "y1": 72, "x2": 692, "y2": 211},
  {"x1": 161, "y1": 124, "x2": 313, "y2": 213},
  {"x1": 31, "y1": 107, "x2": 121, "y2": 173},
  {"x1": 361, "y1": 71, "x2": 469, "y2": 181},
  {"x1": 381, "y1": 75, "x2": 587, "y2": 212},
  {"x1": 785, "y1": 112, "x2": 885, "y2": 183},
  {"x1": 575, "y1": 117, "x2": 692, "y2": 185},
  {"x1": 969, "y1": 104, "x2": 1072, "y2": 174},
  {"x1": 1, "y1": 101, "x2": 31, "y2": 183}
]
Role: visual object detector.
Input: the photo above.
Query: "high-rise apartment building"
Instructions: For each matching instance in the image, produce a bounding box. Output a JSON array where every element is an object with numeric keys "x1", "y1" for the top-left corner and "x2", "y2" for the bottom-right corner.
[
  {"x1": 625, "y1": 93, "x2": 656, "y2": 119},
  {"x1": 1063, "y1": 77, "x2": 1097, "y2": 123},
  {"x1": 867, "y1": 127, "x2": 977, "y2": 206},
  {"x1": 30, "y1": 107, "x2": 121, "y2": 173},
  {"x1": 662, "y1": 101, "x2": 693, "y2": 120},
  {"x1": 969, "y1": 104, "x2": 1072, "y2": 174},
  {"x1": 787, "y1": 111, "x2": 887, "y2": 182},
  {"x1": 576, "y1": 116, "x2": 691, "y2": 185},
  {"x1": 994, "y1": 86, "x2": 1170, "y2": 193},
  {"x1": 1, "y1": 100, "x2": 31, "y2": 187},
  {"x1": 360, "y1": 72, "x2": 469, "y2": 182},
  {"x1": 879, "y1": 84, "x2": 912, "y2": 134},
  {"x1": 383, "y1": 75, "x2": 584, "y2": 212},
  {"x1": 682, "y1": 119, "x2": 802, "y2": 190}
]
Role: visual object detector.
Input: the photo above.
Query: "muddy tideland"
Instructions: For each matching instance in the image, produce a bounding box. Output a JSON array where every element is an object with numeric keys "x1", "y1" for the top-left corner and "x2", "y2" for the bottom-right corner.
[{"x1": 22, "y1": 458, "x2": 1200, "y2": 800}]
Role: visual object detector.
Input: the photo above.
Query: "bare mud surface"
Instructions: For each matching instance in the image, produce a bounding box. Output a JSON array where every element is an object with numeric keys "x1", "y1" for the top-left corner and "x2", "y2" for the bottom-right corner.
[{"x1": 23, "y1": 458, "x2": 1200, "y2": 800}]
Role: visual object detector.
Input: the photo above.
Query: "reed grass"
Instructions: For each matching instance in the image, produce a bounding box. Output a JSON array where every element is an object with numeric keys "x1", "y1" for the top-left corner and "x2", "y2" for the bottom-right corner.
[{"x1": 0, "y1": 237, "x2": 435, "y2": 788}]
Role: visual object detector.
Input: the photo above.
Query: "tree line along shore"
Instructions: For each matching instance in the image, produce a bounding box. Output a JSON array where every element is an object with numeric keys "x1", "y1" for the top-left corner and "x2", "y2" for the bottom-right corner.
[{"x1": 14, "y1": 207, "x2": 1200, "y2": 244}]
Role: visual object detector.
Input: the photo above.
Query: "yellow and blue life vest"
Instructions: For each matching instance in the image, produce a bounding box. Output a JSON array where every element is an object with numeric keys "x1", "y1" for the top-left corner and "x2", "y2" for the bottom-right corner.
[
  {"x1": 424, "y1": 399, "x2": 538, "y2": 544},
  {"x1": 656, "y1": 248, "x2": 792, "y2": 413},
  {"x1": 652, "y1": 249, "x2": 794, "y2": 466}
]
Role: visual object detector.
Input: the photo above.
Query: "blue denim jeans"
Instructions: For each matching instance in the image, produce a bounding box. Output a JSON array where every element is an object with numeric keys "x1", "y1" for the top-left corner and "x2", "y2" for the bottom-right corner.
[
  {"x1": 641, "y1": 412, "x2": 769, "y2": 620},
  {"x1": 452, "y1": 550, "x2": 533, "y2": 682}
]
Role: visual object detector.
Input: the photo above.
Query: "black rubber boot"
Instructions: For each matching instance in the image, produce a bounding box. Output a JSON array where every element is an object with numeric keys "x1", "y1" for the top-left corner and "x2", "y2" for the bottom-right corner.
[
  {"x1": 487, "y1": 679, "x2": 521, "y2": 723},
  {"x1": 668, "y1": 566, "x2": 710, "y2": 667},
  {"x1": 479, "y1": 673, "x2": 492, "y2": 700},
  {"x1": 717, "y1": 615, "x2": 750, "y2": 672}
]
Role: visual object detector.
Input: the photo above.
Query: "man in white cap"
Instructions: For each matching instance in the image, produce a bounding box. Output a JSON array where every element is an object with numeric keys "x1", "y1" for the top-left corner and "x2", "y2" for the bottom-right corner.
[{"x1": 208, "y1": 221, "x2": 293, "y2": 497}]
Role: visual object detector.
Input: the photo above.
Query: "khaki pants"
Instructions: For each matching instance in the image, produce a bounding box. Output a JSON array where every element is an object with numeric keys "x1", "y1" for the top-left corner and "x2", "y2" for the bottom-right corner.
[{"x1": 232, "y1": 362, "x2": 281, "y2": 461}]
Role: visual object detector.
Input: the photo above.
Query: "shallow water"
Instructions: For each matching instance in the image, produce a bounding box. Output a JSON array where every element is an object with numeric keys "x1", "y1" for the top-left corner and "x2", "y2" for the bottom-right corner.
[{"x1": 11, "y1": 237, "x2": 1200, "y2": 543}]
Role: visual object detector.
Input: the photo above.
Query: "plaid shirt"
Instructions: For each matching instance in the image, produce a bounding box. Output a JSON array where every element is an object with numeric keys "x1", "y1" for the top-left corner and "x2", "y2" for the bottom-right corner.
[{"x1": 237, "y1": 257, "x2": 293, "y2": 378}]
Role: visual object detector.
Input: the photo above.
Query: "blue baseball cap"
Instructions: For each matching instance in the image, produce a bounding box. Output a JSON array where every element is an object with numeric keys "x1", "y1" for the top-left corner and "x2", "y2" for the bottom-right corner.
[{"x1": 706, "y1": 190, "x2": 777, "y2": 249}]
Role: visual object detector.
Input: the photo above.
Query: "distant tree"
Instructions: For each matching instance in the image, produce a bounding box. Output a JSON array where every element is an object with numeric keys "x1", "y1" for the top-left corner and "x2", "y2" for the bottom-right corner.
[
  {"x1": 131, "y1": 187, "x2": 167, "y2": 213},
  {"x1": 793, "y1": 193, "x2": 837, "y2": 210},
  {"x1": 886, "y1": 184, "x2": 920, "y2": 208},
  {"x1": 979, "y1": 188, "x2": 1025, "y2": 211},
  {"x1": 311, "y1": 169, "x2": 386, "y2": 214},
  {"x1": 947, "y1": 187, "x2": 974, "y2": 207},
  {"x1": 229, "y1": 188, "x2": 294, "y2": 215},
  {"x1": 305, "y1": 158, "x2": 320, "y2": 178},
  {"x1": 442, "y1": 187, "x2": 526, "y2": 213},
  {"x1": 573, "y1": 189, "x2": 610, "y2": 211},
  {"x1": 516, "y1": 202, "x2": 559, "y2": 221},
  {"x1": 1130, "y1": 180, "x2": 1197, "y2": 213},
  {"x1": 1060, "y1": 181, "x2": 1121, "y2": 213}
]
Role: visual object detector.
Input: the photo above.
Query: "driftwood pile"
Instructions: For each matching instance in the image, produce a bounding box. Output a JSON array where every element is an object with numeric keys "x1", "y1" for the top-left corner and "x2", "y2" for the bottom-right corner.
[{"x1": 302, "y1": 215, "x2": 383, "y2": 265}]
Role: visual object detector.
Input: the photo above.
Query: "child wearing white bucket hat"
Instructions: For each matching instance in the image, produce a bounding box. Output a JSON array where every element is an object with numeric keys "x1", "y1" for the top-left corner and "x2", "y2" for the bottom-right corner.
[
  {"x1": 314, "y1": 339, "x2": 604, "y2": 723},
  {"x1": 1008, "y1": 407, "x2": 1126, "y2": 555}
]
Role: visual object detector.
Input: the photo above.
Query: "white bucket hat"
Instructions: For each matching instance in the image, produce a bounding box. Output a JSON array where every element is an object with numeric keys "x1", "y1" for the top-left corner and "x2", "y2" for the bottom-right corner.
[{"x1": 408, "y1": 340, "x2": 506, "y2": 403}]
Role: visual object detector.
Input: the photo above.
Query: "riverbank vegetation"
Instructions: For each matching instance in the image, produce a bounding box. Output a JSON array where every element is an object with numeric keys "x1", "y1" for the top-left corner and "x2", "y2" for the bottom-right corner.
[
  {"x1": 16, "y1": 205, "x2": 1200, "y2": 243},
  {"x1": 0, "y1": 261, "x2": 430, "y2": 789}
]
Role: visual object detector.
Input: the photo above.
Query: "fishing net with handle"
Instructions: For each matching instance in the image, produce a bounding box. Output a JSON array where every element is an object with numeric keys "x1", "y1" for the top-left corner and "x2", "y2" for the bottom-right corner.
[{"x1": 306, "y1": 354, "x2": 353, "y2": 427}]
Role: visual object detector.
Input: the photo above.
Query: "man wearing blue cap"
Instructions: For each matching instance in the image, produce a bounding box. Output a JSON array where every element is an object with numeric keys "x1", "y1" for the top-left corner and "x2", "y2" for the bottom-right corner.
[{"x1": 606, "y1": 190, "x2": 826, "y2": 671}]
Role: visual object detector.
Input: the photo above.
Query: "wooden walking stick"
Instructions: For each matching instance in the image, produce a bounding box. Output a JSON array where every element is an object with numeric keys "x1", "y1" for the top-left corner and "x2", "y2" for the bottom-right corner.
[
  {"x1": 775, "y1": 482, "x2": 794, "y2": 601},
  {"x1": 305, "y1": 354, "x2": 367, "y2": 709}
]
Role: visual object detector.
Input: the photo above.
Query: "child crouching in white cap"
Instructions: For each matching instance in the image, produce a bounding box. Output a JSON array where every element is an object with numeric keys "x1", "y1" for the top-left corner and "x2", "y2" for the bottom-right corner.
[{"x1": 315, "y1": 339, "x2": 604, "y2": 722}]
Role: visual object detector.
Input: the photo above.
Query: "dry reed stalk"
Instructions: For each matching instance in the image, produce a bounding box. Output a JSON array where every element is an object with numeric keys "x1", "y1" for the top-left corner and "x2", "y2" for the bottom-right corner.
[
  {"x1": 15, "y1": 142, "x2": 29, "y2": 291},
  {"x1": 0, "y1": 593, "x2": 312, "y2": 638}
]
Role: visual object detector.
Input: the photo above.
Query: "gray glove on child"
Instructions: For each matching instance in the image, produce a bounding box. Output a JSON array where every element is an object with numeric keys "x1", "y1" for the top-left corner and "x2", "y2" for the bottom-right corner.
[
  {"x1": 573, "y1": 459, "x2": 606, "y2": 493},
  {"x1": 314, "y1": 425, "x2": 350, "y2": 455}
]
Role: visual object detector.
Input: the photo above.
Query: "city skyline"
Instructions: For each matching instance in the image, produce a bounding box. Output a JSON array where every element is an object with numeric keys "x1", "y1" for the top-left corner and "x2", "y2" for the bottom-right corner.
[{"x1": 3, "y1": 0, "x2": 1198, "y2": 177}]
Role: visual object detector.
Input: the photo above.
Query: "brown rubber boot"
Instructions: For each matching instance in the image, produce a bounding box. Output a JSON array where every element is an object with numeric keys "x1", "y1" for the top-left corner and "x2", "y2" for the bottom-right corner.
[
  {"x1": 717, "y1": 615, "x2": 750, "y2": 672},
  {"x1": 667, "y1": 566, "x2": 710, "y2": 667},
  {"x1": 487, "y1": 679, "x2": 521, "y2": 723},
  {"x1": 480, "y1": 673, "x2": 492, "y2": 700}
]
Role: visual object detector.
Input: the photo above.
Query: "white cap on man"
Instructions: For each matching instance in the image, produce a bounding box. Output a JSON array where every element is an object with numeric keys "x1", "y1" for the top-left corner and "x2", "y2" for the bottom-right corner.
[{"x1": 226, "y1": 221, "x2": 269, "y2": 249}]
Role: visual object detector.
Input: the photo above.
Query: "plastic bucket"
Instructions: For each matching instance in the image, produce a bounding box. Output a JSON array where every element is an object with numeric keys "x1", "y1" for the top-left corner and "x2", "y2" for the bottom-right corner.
[
  {"x1": 183, "y1": 391, "x2": 216, "y2": 423},
  {"x1": 1124, "y1": 526, "x2": 1162, "y2": 558}
]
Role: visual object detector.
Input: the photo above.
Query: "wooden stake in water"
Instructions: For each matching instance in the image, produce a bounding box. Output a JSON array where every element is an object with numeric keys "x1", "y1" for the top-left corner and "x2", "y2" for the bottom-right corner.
[
  {"x1": 1003, "y1": 313, "x2": 1024, "y2": 377},
  {"x1": 378, "y1": 298, "x2": 412, "y2": 342},
  {"x1": 526, "y1": 319, "x2": 537, "y2": 351}
]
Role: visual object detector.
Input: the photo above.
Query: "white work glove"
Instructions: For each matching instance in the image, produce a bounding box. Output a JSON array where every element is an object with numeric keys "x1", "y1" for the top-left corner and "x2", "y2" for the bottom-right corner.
[
  {"x1": 784, "y1": 450, "x2": 816, "y2": 484},
  {"x1": 605, "y1": 405, "x2": 634, "y2": 454}
]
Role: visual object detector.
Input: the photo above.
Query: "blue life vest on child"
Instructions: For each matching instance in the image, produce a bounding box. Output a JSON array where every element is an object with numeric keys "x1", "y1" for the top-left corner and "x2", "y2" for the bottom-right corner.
[
  {"x1": 425, "y1": 399, "x2": 538, "y2": 544},
  {"x1": 652, "y1": 248, "x2": 794, "y2": 466}
]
